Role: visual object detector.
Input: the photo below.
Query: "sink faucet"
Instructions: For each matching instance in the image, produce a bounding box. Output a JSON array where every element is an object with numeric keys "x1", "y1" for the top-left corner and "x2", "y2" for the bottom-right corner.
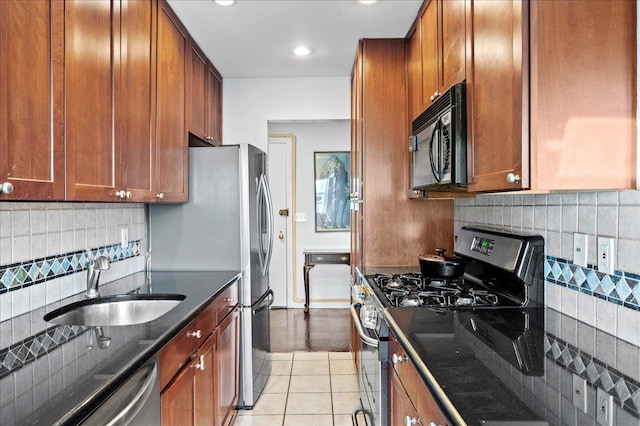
[{"x1": 86, "y1": 256, "x2": 110, "y2": 298}]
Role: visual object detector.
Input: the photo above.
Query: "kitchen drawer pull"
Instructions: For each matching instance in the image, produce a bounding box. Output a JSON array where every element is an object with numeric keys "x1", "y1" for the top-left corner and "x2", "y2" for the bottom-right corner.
[
  {"x1": 187, "y1": 330, "x2": 202, "y2": 339},
  {"x1": 349, "y1": 303, "x2": 378, "y2": 348},
  {"x1": 392, "y1": 353, "x2": 408, "y2": 364},
  {"x1": 405, "y1": 415, "x2": 421, "y2": 425},
  {"x1": 224, "y1": 297, "x2": 235, "y2": 303},
  {"x1": 193, "y1": 355, "x2": 205, "y2": 371}
]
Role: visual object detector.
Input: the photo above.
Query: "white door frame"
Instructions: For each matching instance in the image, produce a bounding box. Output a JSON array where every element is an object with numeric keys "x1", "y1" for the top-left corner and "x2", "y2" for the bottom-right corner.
[{"x1": 267, "y1": 134, "x2": 296, "y2": 307}]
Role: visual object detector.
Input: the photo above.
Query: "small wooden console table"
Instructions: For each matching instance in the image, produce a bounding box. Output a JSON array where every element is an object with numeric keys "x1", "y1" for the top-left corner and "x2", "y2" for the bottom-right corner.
[{"x1": 302, "y1": 249, "x2": 350, "y2": 313}]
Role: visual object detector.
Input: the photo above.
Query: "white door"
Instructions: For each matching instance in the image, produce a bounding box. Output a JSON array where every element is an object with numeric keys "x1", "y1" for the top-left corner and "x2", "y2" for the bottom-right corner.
[{"x1": 267, "y1": 136, "x2": 293, "y2": 307}]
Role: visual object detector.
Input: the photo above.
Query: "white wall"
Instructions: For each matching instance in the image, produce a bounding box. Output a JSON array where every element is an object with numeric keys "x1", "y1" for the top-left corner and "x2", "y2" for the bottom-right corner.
[
  {"x1": 224, "y1": 77, "x2": 351, "y2": 308},
  {"x1": 223, "y1": 77, "x2": 351, "y2": 151}
]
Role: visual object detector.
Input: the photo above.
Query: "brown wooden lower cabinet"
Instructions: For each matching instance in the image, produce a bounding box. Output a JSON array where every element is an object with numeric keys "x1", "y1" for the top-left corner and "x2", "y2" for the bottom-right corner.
[
  {"x1": 161, "y1": 333, "x2": 216, "y2": 425},
  {"x1": 216, "y1": 307, "x2": 239, "y2": 426},
  {"x1": 160, "y1": 283, "x2": 239, "y2": 426},
  {"x1": 388, "y1": 335, "x2": 450, "y2": 425}
]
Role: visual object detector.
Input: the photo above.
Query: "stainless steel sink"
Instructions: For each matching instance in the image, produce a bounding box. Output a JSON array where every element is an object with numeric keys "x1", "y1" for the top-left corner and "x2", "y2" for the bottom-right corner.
[{"x1": 43, "y1": 294, "x2": 186, "y2": 326}]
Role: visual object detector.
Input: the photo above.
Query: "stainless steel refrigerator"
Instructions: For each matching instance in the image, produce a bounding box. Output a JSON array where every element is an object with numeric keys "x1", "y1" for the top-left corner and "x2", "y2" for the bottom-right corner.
[{"x1": 148, "y1": 144, "x2": 274, "y2": 409}]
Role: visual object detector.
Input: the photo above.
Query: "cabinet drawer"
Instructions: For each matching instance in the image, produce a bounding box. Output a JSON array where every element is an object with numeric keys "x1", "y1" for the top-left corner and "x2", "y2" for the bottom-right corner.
[
  {"x1": 213, "y1": 281, "x2": 238, "y2": 323},
  {"x1": 310, "y1": 253, "x2": 350, "y2": 263},
  {"x1": 159, "y1": 301, "x2": 216, "y2": 390},
  {"x1": 389, "y1": 336, "x2": 449, "y2": 425}
]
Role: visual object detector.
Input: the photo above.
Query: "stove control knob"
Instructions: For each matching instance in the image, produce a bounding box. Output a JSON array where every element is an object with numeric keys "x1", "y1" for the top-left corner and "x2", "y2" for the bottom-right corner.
[{"x1": 392, "y1": 353, "x2": 408, "y2": 364}]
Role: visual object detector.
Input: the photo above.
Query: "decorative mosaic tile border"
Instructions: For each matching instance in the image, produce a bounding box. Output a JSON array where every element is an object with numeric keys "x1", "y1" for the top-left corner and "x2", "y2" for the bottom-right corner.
[
  {"x1": 0, "y1": 324, "x2": 89, "y2": 379},
  {"x1": 545, "y1": 333, "x2": 640, "y2": 418},
  {"x1": 545, "y1": 256, "x2": 640, "y2": 311},
  {"x1": 0, "y1": 241, "x2": 141, "y2": 294}
]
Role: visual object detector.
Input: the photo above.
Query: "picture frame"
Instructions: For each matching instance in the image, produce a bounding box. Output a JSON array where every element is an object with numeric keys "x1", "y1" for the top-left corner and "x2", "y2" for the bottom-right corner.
[{"x1": 313, "y1": 151, "x2": 351, "y2": 232}]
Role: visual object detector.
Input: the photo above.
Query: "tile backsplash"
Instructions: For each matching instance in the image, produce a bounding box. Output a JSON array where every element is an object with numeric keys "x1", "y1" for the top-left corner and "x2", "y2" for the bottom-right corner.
[
  {"x1": 0, "y1": 203, "x2": 147, "y2": 322},
  {"x1": 455, "y1": 190, "x2": 640, "y2": 344}
]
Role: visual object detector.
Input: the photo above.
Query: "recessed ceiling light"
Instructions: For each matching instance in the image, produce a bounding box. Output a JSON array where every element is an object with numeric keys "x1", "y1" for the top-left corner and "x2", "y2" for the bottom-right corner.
[
  {"x1": 293, "y1": 46, "x2": 312, "y2": 56},
  {"x1": 214, "y1": 0, "x2": 236, "y2": 6},
  {"x1": 358, "y1": 0, "x2": 377, "y2": 4}
]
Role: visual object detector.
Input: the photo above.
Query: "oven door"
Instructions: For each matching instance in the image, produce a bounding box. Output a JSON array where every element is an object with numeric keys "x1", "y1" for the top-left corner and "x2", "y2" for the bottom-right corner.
[{"x1": 350, "y1": 302, "x2": 387, "y2": 426}]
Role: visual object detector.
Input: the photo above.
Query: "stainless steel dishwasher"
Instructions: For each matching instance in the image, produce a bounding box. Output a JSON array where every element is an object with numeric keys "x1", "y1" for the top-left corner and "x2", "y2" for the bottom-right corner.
[{"x1": 81, "y1": 356, "x2": 160, "y2": 425}]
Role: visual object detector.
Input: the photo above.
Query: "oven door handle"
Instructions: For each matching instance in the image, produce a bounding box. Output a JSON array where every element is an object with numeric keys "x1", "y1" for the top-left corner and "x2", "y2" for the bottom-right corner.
[{"x1": 350, "y1": 303, "x2": 379, "y2": 348}]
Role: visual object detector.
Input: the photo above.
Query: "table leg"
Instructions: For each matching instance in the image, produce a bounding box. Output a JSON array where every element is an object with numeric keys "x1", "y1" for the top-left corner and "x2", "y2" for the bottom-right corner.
[{"x1": 303, "y1": 264, "x2": 314, "y2": 313}]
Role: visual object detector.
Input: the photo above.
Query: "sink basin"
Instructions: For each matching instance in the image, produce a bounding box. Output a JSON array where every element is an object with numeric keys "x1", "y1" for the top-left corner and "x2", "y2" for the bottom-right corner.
[{"x1": 43, "y1": 294, "x2": 186, "y2": 326}]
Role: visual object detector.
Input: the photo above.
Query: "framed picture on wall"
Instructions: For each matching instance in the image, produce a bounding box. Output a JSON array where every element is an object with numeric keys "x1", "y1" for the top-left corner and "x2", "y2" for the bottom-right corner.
[{"x1": 313, "y1": 151, "x2": 351, "y2": 232}]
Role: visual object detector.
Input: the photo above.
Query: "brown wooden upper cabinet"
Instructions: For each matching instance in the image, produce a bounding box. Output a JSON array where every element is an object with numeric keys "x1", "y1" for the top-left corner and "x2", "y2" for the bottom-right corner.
[
  {"x1": 188, "y1": 39, "x2": 223, "y2": 146},
  {"x1": 155, "y1": 0, "x2": 189, "y2": 202},
  {"x1": 65, "y1": 0, "x2": 160, "y2": 202},
  {"x1": 0, "y1": 0, "x2": 65, "y2": 201},
  {"x1": 466, "y1": 0, "x2": 636, "y2": 192},
  {"x1": 407, "y1": 0, "x2": 466, "y2": 122}
]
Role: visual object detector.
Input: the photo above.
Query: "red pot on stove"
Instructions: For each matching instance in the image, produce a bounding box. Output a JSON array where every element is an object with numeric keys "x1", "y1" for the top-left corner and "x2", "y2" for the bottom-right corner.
[{"x1": 419, "y1": 248, "x2": 466, "y2": 278}]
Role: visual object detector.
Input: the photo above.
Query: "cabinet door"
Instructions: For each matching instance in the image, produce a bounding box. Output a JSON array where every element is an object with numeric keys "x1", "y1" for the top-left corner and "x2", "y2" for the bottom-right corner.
[
  {"x1": 349, "y1": 46, "x2": 363, "y2": 273},
  {"x1": 118, "y1": 0, "x2": 157, "y2": 202},
  {"x1": 388, "y1": 365, "x2": 420, "y2": 426},
  {"x1": 0, "y1": 0, "x2": 64, "y2": 200},
  {"x1": 195, "y1": 333, "x2": 216, "y2": 426},
  {"x1": 161, "y1": 361, "x2": 195, "y2": 426},
  {"x1": 206, "y1": 63, "x2": 223, "y2": 146},
  {"x1": 420, "y1": 0, "x2": 438, "y2": 108},
  {"x1": 467, "y1": 0, "x2": 527, "y2": 192},
  {"x1": 65, "y1": 0, "x2": 120, "y2": 201},
  {"x1": 216, "y1": 308, "x2": 239, "y2": 426},
  {"x1": 406, "y1": 25, "x2": 423, "y2": 123},
  {"x1": 155, "y1": 0, "x2": 188, "y2": 202},
  {"x1": 530, "y1": 0, "x2": 636, "y2": 191},
  {"x1": 439, "y1": 0, "x2": 466, "y2": 92},
  {"x1": 188, "y1": 40, "x2": 208, "y2": 142}
]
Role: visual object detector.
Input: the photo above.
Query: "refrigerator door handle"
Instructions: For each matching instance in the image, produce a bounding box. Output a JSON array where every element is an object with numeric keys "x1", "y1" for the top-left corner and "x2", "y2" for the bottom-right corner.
[
  {"x1": 252, "y1": 289, "x2": 274, "y2": 316},
  {"x1": 261, "y1": 174, "x2": 275, "y2": 275},
  {"x1": 256, "y1": 175, "x2": 266, "y2": 275}
]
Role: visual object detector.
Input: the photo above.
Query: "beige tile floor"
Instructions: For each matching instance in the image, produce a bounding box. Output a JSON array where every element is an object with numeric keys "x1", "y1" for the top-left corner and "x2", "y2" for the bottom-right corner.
[{"x1": 232, "y1": 351, "x2": 363, "y2": 426}]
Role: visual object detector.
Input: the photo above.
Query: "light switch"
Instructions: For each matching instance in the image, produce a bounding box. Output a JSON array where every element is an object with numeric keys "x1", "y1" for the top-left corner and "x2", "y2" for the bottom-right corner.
[{"x1": 573, "y1": 233, "x2": 588, "y2": 267}]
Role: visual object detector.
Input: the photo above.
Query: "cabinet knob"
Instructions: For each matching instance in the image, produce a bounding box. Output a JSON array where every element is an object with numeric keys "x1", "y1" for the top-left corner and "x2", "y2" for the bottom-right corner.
[
  {"x1": 192, "y1": 354, "x2": 205, "y2": 371},
  {"x1": 0, "y1": 182, "x2": 14, "y2": 195},
  {"x1": 156, "y1": 193, "x2": 165, "y2": 200},
  {"x1": 405, "y1": 415, "x2": 421, "y2": 425},
  {"x1": 125, "y1": 191, "x2": 132, "y2": 199},
  {"x1": 506, "y1": 173, "x2": 521, "y2": 184},
  {"x1": 115, "y1": 190, "x2": 126, "y2": 199},
  {"x1": 187, "y1": 329, "x2": 202, "y2": 339},
  {"x1": 392, "y1": 353, "x2": 408, "y2": 364}
]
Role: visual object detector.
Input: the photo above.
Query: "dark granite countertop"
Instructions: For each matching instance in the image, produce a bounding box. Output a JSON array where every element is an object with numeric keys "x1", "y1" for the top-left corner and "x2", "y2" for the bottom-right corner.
[
  {"x1": 1, "y1": 270, "x2": 240, "y2": 426},
  {"x1": 383, "y1": 306, "x2": 640, "y2": 425}
]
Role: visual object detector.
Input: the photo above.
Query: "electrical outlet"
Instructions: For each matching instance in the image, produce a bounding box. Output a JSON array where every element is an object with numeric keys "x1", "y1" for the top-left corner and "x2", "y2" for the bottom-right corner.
[
  {"x1": 121, "y1": 227, "x2": 129, "y2": 249},
  {"x1": 572, "y1": 374, "x2": 588, "y2": 413},
  {"x1": 295, "y1": 212, "x2": 307, "y2": 222},
  {"x1": 573, "y1": 233, "x2": 588, "y2": 267},
  {"x1": 597, "y1": 237, "x2": 615, "y2": 275},
  {"x1": 596, "y1": 387, "x2": 613, "y2": 426}
]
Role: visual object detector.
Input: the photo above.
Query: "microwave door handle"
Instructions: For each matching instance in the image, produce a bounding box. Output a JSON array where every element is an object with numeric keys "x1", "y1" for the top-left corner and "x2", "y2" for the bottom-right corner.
[{"x1": 429, "y1": 121, "x2": 442, "y2": 182}]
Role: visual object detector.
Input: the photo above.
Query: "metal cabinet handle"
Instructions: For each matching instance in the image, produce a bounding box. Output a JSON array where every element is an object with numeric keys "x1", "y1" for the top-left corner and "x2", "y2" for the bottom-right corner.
[
  {"x1": 405, "y1": 415, "x2": 422, "y2": 425},
  {"x1": 0, "y1": 182, "x2": 14, "y2": 195},
  {"x1": 392, "y1": 353, "x2": 408, "y2": 364},
  {"x1": 125, "y1": 191, "x2": 131, "y2": 199},
  {"x1": 187, "y1": 330, "x2": 202, "y2": 339},
  {"x1": 156, "y1": 192, "x2": 165, "y2": 200},
  {"x1": 192, "y1": 355, "x2": 205, "y2": 371},
  {"x1": 115, "y1": 190, "x2": 125, "y2": 199},
  {"x1": 507, "y1": 173, "x2": 521, "y2": 184},
  {"x1": 224, "y1": 297, "x2": 235, "y2": 303}
]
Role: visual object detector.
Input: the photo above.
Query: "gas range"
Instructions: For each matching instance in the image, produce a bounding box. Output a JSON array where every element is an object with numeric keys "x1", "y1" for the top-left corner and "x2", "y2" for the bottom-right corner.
[{"x1": 362, "y1": 226, "x2": 546, "y2": 311}]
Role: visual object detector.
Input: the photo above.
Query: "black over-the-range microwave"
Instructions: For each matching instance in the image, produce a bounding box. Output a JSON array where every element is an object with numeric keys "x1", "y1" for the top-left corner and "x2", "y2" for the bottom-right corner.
[{"x1": 409, "y1": 81, "x2": 467, "y2": 191}]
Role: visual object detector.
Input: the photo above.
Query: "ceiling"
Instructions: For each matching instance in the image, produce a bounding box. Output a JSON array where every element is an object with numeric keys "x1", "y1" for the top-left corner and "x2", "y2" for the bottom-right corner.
[{"x1": 166, "y1": 0, "x2": 423, "y2": 79}]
